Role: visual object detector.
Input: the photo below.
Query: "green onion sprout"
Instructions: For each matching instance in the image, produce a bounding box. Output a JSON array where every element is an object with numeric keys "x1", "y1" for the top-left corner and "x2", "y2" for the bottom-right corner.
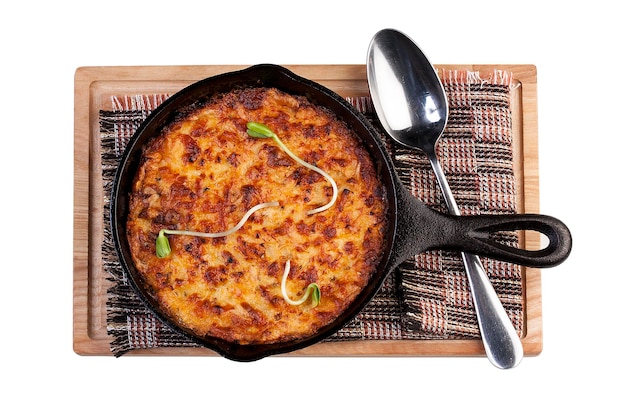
[
  {"x1": 280, "y1": 260, "x2": 321, "y2": 307},
  {"x1": 247, "y1": 122, "x2": 338, "y2": 215},
  {"x1": 155, "y1": 201, "x2": 279, "y2": 258}
]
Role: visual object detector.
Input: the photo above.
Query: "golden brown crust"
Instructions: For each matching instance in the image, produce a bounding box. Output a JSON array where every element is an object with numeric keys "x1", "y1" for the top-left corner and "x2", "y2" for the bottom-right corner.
[{"x1": 126, "y1": 87, "x2": 387, "y2": 344}]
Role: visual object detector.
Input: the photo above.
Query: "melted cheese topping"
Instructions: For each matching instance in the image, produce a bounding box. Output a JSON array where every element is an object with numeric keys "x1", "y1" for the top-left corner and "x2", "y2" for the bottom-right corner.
[{"x1": 127, "y1": 87, "x2": 388, "y2": 344}]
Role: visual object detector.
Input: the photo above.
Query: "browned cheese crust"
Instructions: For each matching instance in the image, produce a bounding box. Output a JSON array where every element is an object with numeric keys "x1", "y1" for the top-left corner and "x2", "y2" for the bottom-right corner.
[{"x1": 126, "y1": 87, "x2": 388, "y2": 344}]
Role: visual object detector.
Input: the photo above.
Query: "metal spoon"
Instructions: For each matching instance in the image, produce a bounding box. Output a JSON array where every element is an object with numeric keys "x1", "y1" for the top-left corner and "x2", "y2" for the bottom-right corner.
[{"x1": 366, "y1": 28, "x2": 523, "y2": 369}]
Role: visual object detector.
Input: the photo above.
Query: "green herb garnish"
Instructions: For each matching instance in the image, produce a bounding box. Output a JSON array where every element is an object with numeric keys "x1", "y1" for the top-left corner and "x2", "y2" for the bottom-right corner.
[
  {"x1": 155, "y1": 201, "x2": 279, "y2": 258},
  {"x1": 155, "y1": 229, "x2": 172, "y2": 258},
  {"x1": 247, "y1": 122, "x2": 338, "y2": 215},
  {"x1": 280, "y1": 260, "x2": 321, "y2": 307}
]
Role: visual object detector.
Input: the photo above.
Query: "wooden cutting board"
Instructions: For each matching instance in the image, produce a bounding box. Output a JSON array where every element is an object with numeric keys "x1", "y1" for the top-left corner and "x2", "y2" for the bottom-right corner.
[{"x1": 73, "y1": 64, "x2": 541, "y2": 357}]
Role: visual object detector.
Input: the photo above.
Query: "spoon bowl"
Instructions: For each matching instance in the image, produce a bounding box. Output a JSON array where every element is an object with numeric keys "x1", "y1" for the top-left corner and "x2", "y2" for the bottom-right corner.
[
  {"x1": 367, "y1": 28, "x2": 524, "y2": 369},
  {"x1": 367, "y1": 32, "x2": 448, "y2": 153}
]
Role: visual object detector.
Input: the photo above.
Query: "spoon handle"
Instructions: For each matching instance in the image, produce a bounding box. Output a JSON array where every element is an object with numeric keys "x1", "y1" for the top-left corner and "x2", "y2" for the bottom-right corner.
[{"x1": 428, "y1": 152, "x2": 524, "y2": 369}]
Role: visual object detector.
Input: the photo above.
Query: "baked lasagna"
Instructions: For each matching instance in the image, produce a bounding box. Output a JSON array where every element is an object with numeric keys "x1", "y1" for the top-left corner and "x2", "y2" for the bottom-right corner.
[{"x1": 126, "y1": 86, "x2": 388, "y2": 345}]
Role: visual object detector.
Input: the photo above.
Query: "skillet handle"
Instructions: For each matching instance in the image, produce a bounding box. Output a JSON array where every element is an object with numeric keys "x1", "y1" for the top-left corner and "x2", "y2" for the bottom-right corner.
[{"x1": 430, "y1": 213, "x2": 573, "y2": 268}]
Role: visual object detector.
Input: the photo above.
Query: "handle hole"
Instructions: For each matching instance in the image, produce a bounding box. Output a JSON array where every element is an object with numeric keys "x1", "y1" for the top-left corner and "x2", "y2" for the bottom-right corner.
[
  {"x1": 489, "y1": 229, "x2": 549, "y2": 252},
  {"x1": 523, "y1": 229, "x2": 550, "y2": 251}
]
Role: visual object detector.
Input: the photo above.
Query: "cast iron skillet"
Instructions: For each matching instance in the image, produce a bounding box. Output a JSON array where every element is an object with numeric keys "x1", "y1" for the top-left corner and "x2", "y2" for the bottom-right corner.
[{"x1": 111, "y1": 64, "x2": 572, "y2": 361}]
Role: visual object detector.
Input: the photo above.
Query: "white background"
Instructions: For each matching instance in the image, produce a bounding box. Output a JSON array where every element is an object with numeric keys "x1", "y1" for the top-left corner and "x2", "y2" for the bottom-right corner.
[{"x1": 2, "y1": 1, "x2": 623, "y2": 415}]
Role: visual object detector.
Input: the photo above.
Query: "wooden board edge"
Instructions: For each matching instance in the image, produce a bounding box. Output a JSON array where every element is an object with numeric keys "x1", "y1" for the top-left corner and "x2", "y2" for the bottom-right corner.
[
  {"x1": 515, "y1": 65, "x2": 543, "y2": 356},
  {"x1": 73, "y1": 67, "x2": 92, "y2": 354}
]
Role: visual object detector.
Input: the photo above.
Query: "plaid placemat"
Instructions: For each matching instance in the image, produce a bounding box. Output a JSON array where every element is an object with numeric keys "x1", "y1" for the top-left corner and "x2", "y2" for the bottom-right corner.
[{"x1": 100, "y1": 69, "x2": 522, "y2": 356}]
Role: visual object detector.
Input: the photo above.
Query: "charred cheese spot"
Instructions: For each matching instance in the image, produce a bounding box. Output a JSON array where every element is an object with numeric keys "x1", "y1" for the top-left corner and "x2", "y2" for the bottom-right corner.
[{"x1": 127, "y1": 87, "x2": 388, "y2": 345}]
